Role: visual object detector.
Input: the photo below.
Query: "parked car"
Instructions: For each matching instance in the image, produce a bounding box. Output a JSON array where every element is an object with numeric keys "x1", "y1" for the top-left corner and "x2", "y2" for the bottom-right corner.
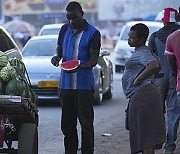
[
  {"x1": 0, "y1": 25, "x2": 22, "y2": 59},
  {"x1": 38, "y1": 23, "x2": 64, "y2": 36},
  {"x1": 114, "y1": 21, "x2": 163, "y2": 72},
  {"x1": 22, "y1": 35, "x2": 113, "y2": 105}
]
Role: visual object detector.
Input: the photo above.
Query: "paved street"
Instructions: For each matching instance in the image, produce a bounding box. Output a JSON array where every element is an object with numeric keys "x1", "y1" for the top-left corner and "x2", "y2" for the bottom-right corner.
[
  {"x1": 38, "y1": 75, "x2": 180, "y2": 154},
  {"x1": 91, "y1": 77, "x2": 180, "y2": 154},
  {"x1": 38, "y1": 50, "x2": 180, "y2": 154}
]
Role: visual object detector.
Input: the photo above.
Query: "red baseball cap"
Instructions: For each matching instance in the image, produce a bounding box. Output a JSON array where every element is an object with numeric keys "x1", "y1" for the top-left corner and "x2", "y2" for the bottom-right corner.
[{"x1": 161, "y1": 7, "x2": 178, "y2": 22}]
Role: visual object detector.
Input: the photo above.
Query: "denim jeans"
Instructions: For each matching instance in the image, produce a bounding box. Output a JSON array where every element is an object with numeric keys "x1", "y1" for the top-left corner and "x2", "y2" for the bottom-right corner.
[
  {"x1": 164, "y1": 90, "x2": 180, "y2": 151},
  {"x1": 154, "y1": 74, "x2": 180, "y2": 151},
  {"x1": 177, "y1": 91, "x2": 180, "y2": 107}
]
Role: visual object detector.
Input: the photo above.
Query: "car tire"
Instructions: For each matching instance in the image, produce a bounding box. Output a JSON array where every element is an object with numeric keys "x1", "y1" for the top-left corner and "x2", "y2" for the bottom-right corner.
[
  {"x1": 18, "y1": 123, "x2": 38, "y2": 154},
  {"x1": 115, "y1": 65, "x2": 124, "y2": 73},
  {"x1": 103, "y1": 74, "x2": 113, "y2": 99},
  {"x1": 103, "y1": 86, "x2": 112, "y2": 99},
  {"x1": 94, "y1": 77, "x2": 103, "y2": 105}
]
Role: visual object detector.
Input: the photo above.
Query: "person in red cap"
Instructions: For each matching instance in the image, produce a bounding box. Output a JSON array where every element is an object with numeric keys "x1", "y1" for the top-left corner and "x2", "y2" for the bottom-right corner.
[
  {"x1": 148, "y1": 7, "x2": 180, "y2": 153},
  {"x1": 161, "y1": 7, "x2": 178, "y2": 22}
]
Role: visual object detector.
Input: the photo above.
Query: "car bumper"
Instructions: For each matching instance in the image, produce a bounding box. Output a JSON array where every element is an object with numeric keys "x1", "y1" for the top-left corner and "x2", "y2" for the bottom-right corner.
[{"x1": 31, "y1": 86, "x2": 59, "y2": 100}]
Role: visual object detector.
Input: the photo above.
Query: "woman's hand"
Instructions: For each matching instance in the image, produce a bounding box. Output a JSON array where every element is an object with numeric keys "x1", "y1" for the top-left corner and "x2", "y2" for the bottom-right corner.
[
  {"x1": 133, "y1": 77, "x2": 142, "y2": 86},
  {"x1": 133, "y1": 60, "x2": 160, "y2": 86}
]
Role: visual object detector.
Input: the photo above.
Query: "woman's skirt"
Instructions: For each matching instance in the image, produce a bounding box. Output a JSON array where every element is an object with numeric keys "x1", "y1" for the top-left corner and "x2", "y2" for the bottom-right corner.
[{"x1": 129, "y1": 83, "x2": 166, "y2": 154}]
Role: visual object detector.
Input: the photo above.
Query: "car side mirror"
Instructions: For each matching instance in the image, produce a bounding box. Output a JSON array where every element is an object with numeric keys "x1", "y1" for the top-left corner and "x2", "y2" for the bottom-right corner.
[{"x1": 100, "y1": 49, "x2": 110, "y2": 57}]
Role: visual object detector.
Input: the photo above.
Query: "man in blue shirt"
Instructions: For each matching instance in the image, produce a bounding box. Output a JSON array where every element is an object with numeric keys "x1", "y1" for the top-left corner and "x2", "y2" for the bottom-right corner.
[{"x1": 51, "y1": 1, "x2": 101, "y2": 154}]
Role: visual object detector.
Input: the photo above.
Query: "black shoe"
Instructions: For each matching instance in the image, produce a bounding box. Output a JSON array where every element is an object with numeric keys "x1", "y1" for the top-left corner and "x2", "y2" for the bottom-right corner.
[{"x1": 164, "y1": 149, "x2": 174, "y2": 154}]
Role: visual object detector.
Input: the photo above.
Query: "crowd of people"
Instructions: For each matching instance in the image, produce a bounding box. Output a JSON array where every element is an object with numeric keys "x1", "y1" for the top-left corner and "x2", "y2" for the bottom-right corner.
[
  {"x1": 148, "y1": 7, "x2": 180, "y2": 153},
  {"x1": 51, "y1": 1, "x2": 180, "y2": 154},
  {"x1": 122, "y1": 7, "x2": 180, "y2": 154}
]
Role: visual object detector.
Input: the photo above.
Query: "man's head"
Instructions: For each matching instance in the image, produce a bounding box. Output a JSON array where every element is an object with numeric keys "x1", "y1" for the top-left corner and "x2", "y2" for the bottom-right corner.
[
  {"x1": 161, "y1": 7, "x2": 178, "y2": 25},
  {"x1": 128, "y1": 23, "x2": 149, "y2": 48},
  {"x1": 66, "y1": 1, "x2": 84, "y2": 29}
]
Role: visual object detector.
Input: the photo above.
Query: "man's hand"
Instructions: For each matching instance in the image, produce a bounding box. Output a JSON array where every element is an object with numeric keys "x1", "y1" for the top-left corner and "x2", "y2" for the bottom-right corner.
[
  {"x1": 64, "y1": 66, "x2": 80, "y2": 74},
  {"x1": 51, "y1": 55, "x2": 60, "y2": 67}
]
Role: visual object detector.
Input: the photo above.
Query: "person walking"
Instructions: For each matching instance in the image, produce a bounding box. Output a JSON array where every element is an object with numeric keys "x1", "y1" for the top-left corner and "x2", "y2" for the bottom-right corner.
[
  {"x1": 51, "y1": 1, "x2": 101, "y2": 154},
  {"x1": 164, "y1": 10, "x2": 180, "y2": 154},
  {"x1": 148, "y1": 7, "x2": 180, "y2": 153},
  {"x1": 122, "y1": 23, "x2": 166, "y2": 154}
]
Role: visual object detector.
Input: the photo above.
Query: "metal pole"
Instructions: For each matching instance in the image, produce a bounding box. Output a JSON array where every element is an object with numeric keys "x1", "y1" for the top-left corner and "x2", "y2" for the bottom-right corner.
[{"x1": 0, "y1": 0, "x2": 2, "y2": 20}]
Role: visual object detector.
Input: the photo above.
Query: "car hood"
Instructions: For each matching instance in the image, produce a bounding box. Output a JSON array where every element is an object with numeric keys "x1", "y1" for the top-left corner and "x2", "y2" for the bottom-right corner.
[
  {"x1": 115, "y1": 40, "x2": 149, "y2": 51},
  {"x1": 22, "y1": 56, "x2": 61, "y2": 74},
  {"x1": 114, "y1": 40, "x2": 133, "y2": 52}
]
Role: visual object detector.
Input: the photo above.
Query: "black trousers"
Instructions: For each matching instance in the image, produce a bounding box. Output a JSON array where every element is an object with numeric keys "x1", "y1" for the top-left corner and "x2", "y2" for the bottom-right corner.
[{"x1": 61, "y1": 90, "x2": 94, "y2": 154}]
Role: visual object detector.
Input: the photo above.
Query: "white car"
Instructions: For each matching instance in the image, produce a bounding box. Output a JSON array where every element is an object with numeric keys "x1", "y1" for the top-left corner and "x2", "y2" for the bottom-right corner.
[
  {"x1": 0, "y1": 25, "x2": 22, "y2": 59},
  {"x1": 114, "y1": 21, "x2": 163, "y2": 72},
  {"x1": 22, "y1": 35, "x2": 113, "y2": 105},
  {"x1": 38, "y1": 23, "x2": 64, "y2": 36}
]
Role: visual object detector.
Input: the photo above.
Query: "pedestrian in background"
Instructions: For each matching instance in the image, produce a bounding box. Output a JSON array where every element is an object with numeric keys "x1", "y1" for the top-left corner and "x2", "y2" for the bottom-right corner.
[
  {"x1": 164, "y1": 8, "x2": 180, "y2": 154},
  {"x1": 51, "y1": 1, "x2": 101, "y2": 154},
  {"x1": 122, "y1": 23, "x2": 166, "y2": 154},
  {"x1": 148, "y1": 7, "x2": 180, "y2": 153}
]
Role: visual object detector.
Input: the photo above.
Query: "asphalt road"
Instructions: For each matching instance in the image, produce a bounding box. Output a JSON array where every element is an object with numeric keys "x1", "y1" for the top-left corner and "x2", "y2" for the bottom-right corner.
[
  {"x1": 38, "y1": 73, "x2": 180, "y2": 154},
  {"x1": 37, "y1": 51, "x2": 180, "y2": 154},
  {"x1": 38, "y1": 76, "x2": 130, "y2": 154}
]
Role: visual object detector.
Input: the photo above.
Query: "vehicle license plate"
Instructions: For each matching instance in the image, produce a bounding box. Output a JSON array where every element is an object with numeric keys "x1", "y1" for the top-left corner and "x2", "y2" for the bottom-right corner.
[{"x1": 38, "y1": 81, "x2": 59, "y2": 88}]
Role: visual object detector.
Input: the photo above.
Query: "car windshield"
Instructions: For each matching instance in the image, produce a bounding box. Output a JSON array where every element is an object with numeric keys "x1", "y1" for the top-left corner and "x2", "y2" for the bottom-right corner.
[
  {"x1": 22, "y1": 39, "x2": 57, "y2": 56},
  {"x1": 40, "y1": 29, "x2": 60, "y2": 35},
  {"x1": 121, "y1": 25, "x2": 162, "y2": 41}
]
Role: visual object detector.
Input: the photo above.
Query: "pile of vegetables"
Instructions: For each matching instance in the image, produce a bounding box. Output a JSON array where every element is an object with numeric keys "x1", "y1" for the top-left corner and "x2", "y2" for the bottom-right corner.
[{"x1": 0, "y1": 51, "x2": 38, "y2": 106}]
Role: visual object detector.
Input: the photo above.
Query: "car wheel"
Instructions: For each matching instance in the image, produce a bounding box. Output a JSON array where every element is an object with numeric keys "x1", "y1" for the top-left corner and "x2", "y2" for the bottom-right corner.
[
  {"x1": 18, "y1": 123, "x2": 38, "y2": 154},
  {"x1": 115, "y1": 65, "x2": 124, "y2": 73},
  {"x1": 94, "y1": 77, "x2": 103, "y2": 105},
  {"x1": 103, "y1": 74, "x2": 113, "y2": 99}
]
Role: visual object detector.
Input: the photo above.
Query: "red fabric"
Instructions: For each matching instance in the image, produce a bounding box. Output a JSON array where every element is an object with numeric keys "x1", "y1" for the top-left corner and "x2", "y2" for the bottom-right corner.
[
  {"x1": 161, "y1": 7, "x2": 178, "y2": 22},
  {"x1": 165, "y1": 30, "x2": 180, "y2": 90}
]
